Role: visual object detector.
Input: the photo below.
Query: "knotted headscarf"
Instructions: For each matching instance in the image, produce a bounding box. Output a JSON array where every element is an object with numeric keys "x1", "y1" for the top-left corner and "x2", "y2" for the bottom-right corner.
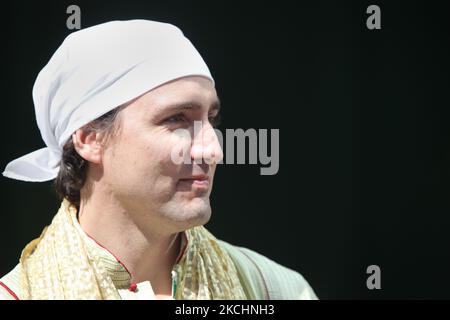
[{"x1": 2, "y1": 19, "x2": 214, "y2": 182}]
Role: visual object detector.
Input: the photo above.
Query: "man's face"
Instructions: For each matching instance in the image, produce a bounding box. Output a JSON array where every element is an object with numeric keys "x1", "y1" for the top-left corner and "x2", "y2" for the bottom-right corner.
[{"x1": 100, "y1": 76, "x2": 223, "y2": 233}]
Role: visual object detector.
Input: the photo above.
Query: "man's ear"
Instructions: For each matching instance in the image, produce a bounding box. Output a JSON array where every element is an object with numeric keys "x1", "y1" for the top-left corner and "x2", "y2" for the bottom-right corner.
[{"x1": 72, "y1": 129, "x2": 104, "y2": 164}]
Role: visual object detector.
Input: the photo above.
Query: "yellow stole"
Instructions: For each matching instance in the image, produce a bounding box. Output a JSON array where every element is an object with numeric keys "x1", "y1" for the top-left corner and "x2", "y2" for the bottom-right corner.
[{"x1": 18, "y1": 199, "x2": 246, "y2": 300}]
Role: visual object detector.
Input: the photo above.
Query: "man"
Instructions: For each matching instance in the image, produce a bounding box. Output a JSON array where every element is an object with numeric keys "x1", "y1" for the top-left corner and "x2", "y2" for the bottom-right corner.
[{"x1": 0, "y1": 19, "x2": 317, "y2": 300}]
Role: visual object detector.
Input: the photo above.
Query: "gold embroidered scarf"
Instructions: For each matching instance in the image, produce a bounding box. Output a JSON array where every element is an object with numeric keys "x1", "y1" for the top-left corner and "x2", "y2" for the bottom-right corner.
[{"x1": 18, "y1": 199, "x2": 246, "y2": 300}]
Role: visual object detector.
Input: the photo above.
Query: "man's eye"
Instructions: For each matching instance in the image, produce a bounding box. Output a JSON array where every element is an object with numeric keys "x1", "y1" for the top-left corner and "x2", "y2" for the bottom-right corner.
[
  {"x1": 165, "y1": 114, "x2": 187, "y2": 124},
  {"x1": 209, "y1": 114, "x2": 221, "y2": 127}
]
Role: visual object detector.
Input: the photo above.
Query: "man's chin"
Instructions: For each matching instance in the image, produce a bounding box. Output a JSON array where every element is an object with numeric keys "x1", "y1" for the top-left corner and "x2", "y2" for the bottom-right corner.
[
  {"x1": 186, "y1": 205, "x2": 212, "y2": 225},
  {"x1": 180, "y1": 202, "x2": 212, "y2": 228},
  {"x1": 162, "y1": 196, "x2": 212, "y2": 228}
]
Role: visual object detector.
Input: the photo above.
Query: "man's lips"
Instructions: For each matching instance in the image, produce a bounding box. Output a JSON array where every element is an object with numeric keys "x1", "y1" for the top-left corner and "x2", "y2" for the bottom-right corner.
[{"x1": 179, "y1": 175, "x2": 210, "y2": 190}]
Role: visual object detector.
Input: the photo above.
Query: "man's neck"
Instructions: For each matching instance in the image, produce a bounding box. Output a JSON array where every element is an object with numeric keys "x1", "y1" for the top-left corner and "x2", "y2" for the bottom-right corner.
[{"x1": 77, "y1": 194, "x2": 182, "y2": 297}]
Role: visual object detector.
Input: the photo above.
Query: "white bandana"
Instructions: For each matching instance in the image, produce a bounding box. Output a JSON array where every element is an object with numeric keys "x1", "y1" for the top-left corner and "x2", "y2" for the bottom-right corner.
[{"x1": 2, "y1": 19, "x2": 214, "y2": 182}]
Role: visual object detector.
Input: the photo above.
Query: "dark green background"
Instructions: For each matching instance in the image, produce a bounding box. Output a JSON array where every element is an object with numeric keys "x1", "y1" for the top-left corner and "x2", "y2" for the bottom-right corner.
[{"x1": 1, "y1": 0, "x2": 449, "y2": 299}]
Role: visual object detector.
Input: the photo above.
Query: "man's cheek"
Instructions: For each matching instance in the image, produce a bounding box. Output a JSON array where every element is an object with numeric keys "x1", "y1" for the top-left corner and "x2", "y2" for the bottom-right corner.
[{"x1": 163, "y1": 132, "x2": 191, "y2": 165}]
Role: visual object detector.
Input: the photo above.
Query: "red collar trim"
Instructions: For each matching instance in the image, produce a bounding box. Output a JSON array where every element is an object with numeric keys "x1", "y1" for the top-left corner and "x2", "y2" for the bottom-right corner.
[
  {"x1": 0, "y1": 281, "x2": 19, "y2": 300},
  {"x1": 175, "y1": 231, "x2": 189, "y2": 264},
  {"x1": 83, "y1": 231, "x2": 132, "y2": 276},
  {"x1": 84, "y1": 230, "x2": 190, "y2": 276}
]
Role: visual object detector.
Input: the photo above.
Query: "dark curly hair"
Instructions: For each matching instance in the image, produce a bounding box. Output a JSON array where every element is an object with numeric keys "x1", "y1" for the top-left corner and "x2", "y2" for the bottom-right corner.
[{"x1": 53, "y1": 104, "x2": 127, "y2": 211}]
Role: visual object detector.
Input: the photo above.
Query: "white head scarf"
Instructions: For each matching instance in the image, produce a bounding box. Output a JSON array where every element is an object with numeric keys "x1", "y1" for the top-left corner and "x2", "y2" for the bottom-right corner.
[{"x1": 2, "y1": 19, "x2": 214, "y2": 182}]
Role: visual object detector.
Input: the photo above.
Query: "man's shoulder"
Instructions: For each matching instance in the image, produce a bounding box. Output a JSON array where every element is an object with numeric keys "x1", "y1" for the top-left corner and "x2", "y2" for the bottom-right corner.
[
  {"x1": 0, "y1": 264, "x2": 22, "y2": 300},
  {"x1": 218, "y1": 239, "x2": 318, "y2": 300}
]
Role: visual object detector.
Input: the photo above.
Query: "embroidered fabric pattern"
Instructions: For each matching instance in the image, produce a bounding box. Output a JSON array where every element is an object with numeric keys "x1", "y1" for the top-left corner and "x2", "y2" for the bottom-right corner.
[{"x1": 19, "y1": 199, "x2": 247, "y2": 300}]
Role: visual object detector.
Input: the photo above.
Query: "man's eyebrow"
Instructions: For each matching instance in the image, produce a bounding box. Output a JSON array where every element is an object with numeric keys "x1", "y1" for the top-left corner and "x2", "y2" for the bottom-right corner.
[{"x1": 157, "y1": 99, "x2": 221, "y2": 113}]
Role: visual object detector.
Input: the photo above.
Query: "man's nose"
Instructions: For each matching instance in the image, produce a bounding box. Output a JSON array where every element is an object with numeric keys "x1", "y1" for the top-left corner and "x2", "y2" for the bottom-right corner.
[{"x1": 190, "y1": 121, "x2": 223, "y2": 164}]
